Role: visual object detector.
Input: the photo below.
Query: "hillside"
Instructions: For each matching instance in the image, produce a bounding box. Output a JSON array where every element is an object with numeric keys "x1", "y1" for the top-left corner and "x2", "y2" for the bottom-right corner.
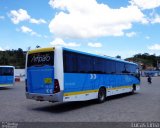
[
  {"x1": 0, "y1": 48, "x2": 26, "y2": 68},
  {"x1": 125, "y1": 53, "x2": 160, "y2": 70}
]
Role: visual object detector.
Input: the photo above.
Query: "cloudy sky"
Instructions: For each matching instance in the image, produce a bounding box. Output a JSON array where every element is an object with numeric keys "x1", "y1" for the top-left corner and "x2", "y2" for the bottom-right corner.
[{"x1": 0, "y1": 0, "x2": 160, "y2": 58}]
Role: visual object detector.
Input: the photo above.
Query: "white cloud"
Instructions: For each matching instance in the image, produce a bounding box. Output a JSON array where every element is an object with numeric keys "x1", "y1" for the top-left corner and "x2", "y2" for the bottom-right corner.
[
  {"x1": 126, "y1": 32, "x2": 136, "y2": 37},
  {"x1": 10, "y1": 9, "x2": 47, "y2": 24},
  {"x1": 0, "y1": 16, "x2": 5, "y2": 20},
  {"x1": 130, "y1": 0, "x2": 160, "y2": 10},
  {"x1": 21, "y1": 26, "x2": 32, "y2": 33},
  {"x1": 29, "y1": 18, "x2": 47, "y2": 24},
  {"x1": 148, "y1": 44, "x2": 160, "y2": 50},
  {"x1": 50, "y1": 38, "x2": 80, "y2": 47},
  {"x1": 49, "y1": 0, "x2": 147, "y2": 39},
  {"x1": 20, "y1": 26, "x2": 41, "y2": 37},
  {"x1": 10, "y1": 9, "x2": 30, "y2": 24},
  {"x1": 88, "y1": 42, "x2": 102, "y2": 48}
]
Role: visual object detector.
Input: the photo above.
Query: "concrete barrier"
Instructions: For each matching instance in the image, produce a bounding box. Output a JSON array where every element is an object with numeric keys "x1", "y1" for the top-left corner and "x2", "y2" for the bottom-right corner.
[{"x1": 15, "y1": 69, "x2": 25, "y2": 82}]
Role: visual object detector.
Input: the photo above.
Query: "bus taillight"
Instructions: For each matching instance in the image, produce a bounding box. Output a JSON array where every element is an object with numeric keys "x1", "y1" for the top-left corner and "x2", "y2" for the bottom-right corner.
[{"x1": 54, "y1": 79, "x2": 60, "y2": 93}]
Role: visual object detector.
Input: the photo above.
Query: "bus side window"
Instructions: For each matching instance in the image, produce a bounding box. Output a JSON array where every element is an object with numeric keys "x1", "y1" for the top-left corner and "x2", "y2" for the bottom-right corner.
[
  {"x1": 77, "y1": 54, "x2": 92, "y2": 73},
  {"x1": 93, "y1": 58, "x2": 105, "y2": 74},
  {"x1": 63, "y1": 51, "x2": 77, "y2": 73},
  {"x1": 0, "y1": 68, "x2": 2, "y2": 75},
  {"x1": 116, "y1": 62, "x2": 125, "y2": 74},
  {"x1": 122, "y1": 64, "x2": 129, "y2": 74},
  {"x1": 103, "y1": 60, "x2": 116, "y2": 74}
]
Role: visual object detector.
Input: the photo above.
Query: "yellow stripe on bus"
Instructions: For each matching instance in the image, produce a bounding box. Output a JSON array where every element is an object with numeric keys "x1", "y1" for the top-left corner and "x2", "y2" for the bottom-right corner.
[
  {"x1": 107, "y1": 86, "x2": 132, "y2": 90},
  {"x1": 28, "y1": 47, "x2": 54, "y2": 54},
  {"x1": 64, "y1": 90, "x2": 99, "y2": 96},
  {"x1": 63, "y1": 85, "x2": 137, "y2": 96}
]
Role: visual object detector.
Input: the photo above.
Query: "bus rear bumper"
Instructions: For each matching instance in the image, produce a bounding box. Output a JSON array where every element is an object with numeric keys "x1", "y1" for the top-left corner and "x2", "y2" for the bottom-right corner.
[
  {"x1": 25, "y1": 91, "x2": 63, "y2": 102},
  {"x1": 0, "y1": 84, "x2": 13, "y2": 87}
]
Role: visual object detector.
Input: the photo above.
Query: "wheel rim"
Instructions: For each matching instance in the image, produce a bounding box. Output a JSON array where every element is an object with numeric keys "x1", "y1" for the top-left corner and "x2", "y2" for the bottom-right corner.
[{"x1": 98, "y1": 89, "x2": 105, "y2": 102}]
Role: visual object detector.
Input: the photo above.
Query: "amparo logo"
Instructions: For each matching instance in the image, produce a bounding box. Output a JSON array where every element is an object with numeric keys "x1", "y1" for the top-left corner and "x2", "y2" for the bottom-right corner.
[{"x1": 31, "y1": 54, "x2": 50, "y2": 63}]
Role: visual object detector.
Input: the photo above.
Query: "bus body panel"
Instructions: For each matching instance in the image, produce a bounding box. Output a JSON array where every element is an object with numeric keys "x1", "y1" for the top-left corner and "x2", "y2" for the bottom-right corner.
[
  {"x1": 63, "y1": 73, "x2": 140, "y2": 102},
  {"x1": 27, "y1": 66, "x2": 54, "y2": 94},
  {"x1": 0, "y1": 76, "x2": 14, "y2": 84}
]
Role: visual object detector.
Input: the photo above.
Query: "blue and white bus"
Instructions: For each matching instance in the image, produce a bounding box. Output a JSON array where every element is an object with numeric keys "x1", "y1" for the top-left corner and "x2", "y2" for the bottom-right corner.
[
  {"x1": 0, "y1": 66, "x2": 15, "y2": 87},
  {"x1": 25, "y1": 47, "x2": 140, "y2": 103}
]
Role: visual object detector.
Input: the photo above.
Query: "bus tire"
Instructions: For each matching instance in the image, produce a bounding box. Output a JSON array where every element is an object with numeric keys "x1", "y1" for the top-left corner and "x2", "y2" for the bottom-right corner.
[
  {"x1": 97, "y1": 87, "x2": 106, "y2": 103},
  {"x1": 131, "y1": 84, "x2": 136, "y2": 94}
]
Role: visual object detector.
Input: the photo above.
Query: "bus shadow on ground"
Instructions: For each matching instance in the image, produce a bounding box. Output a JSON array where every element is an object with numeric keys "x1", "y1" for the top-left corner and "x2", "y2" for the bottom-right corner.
[
  {"x1": 32, "y1": 100, "x2": 97, "y2": 113},
  {"x1": 107, "y1": 92, "x2": 138, "y2": 101},
  {"x1": 0, "y1": 87, "x2": 13, "y2": 90},
  {"x1": 32, "y1": 92, "x2": 138, "y2": 113}
]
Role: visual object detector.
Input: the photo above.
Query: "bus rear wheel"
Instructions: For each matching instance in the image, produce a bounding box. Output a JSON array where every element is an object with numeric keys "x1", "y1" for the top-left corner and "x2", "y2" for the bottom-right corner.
[
  {"x1": 131, "y1": 85, "x2": 136, "y2": 94},
  {"x1": 97, "y1": 87, "x2": 106, "y2": 103}
]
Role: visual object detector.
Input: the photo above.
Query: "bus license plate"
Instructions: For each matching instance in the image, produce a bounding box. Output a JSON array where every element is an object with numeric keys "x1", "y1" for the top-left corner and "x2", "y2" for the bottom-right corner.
[{"x1": 44, "y1": 78, "x2": 52, "y2": 84}]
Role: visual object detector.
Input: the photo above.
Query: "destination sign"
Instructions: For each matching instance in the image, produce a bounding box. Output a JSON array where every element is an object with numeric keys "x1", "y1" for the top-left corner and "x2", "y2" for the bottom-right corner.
[
  {"x1": 27, "y1": 52, "x2": 54, "y2": 67},
  {"x1": 31, "y1": 54, "x2": 51, "y2": 63}
]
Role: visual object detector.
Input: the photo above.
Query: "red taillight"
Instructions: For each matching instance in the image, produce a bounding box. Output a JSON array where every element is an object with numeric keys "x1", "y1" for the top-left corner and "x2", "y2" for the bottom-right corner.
[{"x1": 54, "y1": 79, "x2": 60, "y2": 93}]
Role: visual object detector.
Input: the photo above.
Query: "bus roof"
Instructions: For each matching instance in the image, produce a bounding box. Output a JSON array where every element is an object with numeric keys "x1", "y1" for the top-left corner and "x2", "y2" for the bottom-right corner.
[
  {"x1": 28, "y1": 47, "x2": 54, "y2": 54},
  {"x1": 0, "y1": 65, "x2": 15, "y2": 68},
  {"x1": 28, "y1": 46, "x2": 137, "y2": 66}
]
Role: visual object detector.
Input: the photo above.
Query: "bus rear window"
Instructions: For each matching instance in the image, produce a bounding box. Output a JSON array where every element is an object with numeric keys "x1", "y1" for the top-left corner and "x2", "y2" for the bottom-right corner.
[
  {"x1": 27, "y1": 51, "x2": 54, "y2": 67},
  {"x1": 0, "y1": 67, "x2": 14, "y2": 76}
]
